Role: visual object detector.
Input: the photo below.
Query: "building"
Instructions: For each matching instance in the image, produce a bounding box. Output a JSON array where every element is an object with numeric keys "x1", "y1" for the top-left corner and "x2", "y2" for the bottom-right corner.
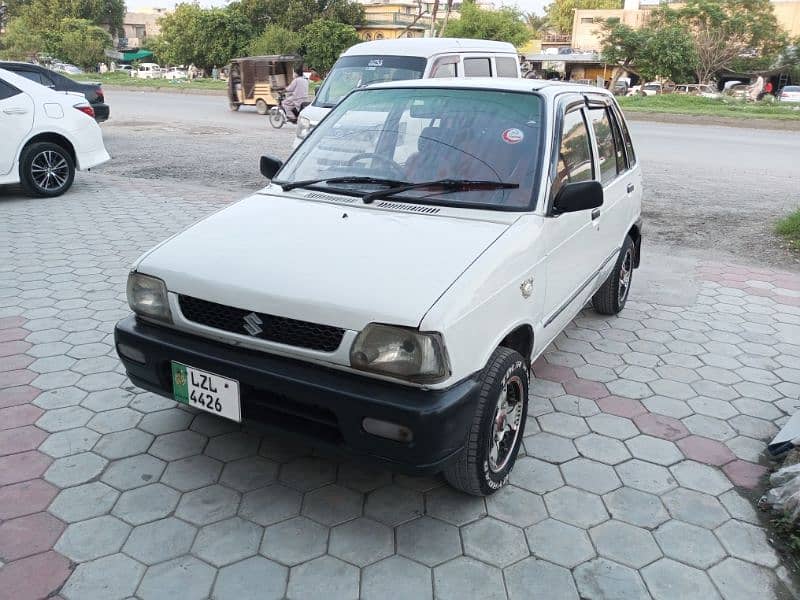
[
  {"x1": 120, "y1": 7, "x2": 169, "y2": 49},
  {"x1": 355, "y1": 1, "x2": 467, "y2": 40}
]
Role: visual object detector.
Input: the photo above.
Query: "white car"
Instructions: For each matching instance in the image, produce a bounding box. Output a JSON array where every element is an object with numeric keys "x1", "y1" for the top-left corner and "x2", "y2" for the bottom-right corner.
[
  {"x1": 779, "y1": 85, "x2": 800, "y2": 103},
  {"x1": 0, "y1": 68, "x2": 110, "y2": 197},
  {"x1": 163, "y1": 67, "x2": 187, "y2": 81},
  {"x1": 132, "y1": 63, "x2": 162, "y2": 79},
  {"x1": 116, "y1": 78, "x2": 643, "y2": 496}
]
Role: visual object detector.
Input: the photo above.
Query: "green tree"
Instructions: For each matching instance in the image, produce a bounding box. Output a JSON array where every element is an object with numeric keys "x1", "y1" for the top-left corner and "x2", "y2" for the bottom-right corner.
[
  {"x1": 0, "y1": 15, "x2": 47, "y2": 60},
  {"x1": 443, "y1": 0, "x2": 530, "y2": 47},
  {"x1": 3, "y1": 0, "x2": 124, "y2": 35},
  {"x1": 227, "y1": 0, "x2": 364, "y2": 33},
  {"x1": 57, "y1": 17, "x2": 111, "y2": 69},
  {"x1": 247, "y1": 24, "x2": 303, "y2": 56},
  {"x1": 142, "y1": 34, "x2": 169, "y2": 64},
  {"x1": 301, "y1": 18, "x2": 360, "y2": 75},
  {"x1": 545, "y1": 0, "x2": 621, "y2": 35}
]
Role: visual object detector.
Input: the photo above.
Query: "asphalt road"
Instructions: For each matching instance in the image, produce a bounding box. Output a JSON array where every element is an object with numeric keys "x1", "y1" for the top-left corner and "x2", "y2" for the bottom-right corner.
[{"x1": 98, "y1": 90, "x2": 800, "y2": 270}]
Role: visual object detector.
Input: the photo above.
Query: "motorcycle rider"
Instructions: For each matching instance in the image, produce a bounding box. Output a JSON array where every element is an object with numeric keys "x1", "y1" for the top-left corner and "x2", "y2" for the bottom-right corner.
[{"x1": 281, "y1": 66, "x2": 310, "y2": 123}]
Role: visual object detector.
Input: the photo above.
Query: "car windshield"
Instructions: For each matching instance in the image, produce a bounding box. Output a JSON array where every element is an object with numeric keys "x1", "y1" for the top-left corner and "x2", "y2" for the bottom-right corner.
[
  {"x1": 278, "y1": 87, "x2": 544, "y2": 210},
  {"x1": 313, "y1": 55, "x2": 427, "y2": 108}
]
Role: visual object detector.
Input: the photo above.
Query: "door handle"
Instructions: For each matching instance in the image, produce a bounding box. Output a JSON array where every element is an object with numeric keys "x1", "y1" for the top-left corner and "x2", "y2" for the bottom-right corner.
[
  {"x1": 591, "y1": 208, "x2": 601, "y2": 221},
  {"x1": 627, "y1": 183, "x2": 635, "y2": 193},
  {"x1": 2, "y1": 108, "x2": 28, "y2": 115}
]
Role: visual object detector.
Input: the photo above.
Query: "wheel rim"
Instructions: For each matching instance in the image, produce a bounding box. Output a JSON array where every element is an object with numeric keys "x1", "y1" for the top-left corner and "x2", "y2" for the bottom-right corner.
[
  {"x1": 618, "y1": 248, "x2": 633, "y2": 305},
  {"x1": 488, "y1": 375, "x2": 524, "y2": 473},
  {"x1": 30, "y1": 150, "x2": 69, "y2": 191}
]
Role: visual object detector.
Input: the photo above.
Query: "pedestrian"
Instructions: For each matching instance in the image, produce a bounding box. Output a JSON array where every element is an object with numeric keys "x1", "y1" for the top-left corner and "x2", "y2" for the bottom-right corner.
[
  {"x1": 211, "y1": 65, "x2": 219, "y2": 80},
  {"x1": 765, "y1": 80, "x2": 774, "y2": 96},
  {"x1": 281, "y1": 66, "x2": 310, "y2": 123}
]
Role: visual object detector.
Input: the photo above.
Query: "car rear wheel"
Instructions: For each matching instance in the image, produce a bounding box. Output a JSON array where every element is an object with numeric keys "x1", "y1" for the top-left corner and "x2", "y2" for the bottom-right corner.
[
  {"x1": 19, "y1": 142, "x2": 75, "y2": 198},
  {"x1": 592, "y1": 235, "x2": 635, "y2": 315},
  {"x1": 256, "y1": 99, "x2": 268, "y2": 115},
  {"x1": 444, "y1": 347, "x2": 528, "y2": 496}
]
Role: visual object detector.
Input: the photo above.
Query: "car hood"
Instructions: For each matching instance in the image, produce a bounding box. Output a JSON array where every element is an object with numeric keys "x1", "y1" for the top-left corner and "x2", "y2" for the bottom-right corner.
[{"x1": 136, "y1": 193, "x2": 510, "y2": 331}]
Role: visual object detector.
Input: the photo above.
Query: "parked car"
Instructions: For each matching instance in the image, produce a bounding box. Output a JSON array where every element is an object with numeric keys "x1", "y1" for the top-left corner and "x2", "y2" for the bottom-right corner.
[
  {"x1": 132, "y1": 63, "x2": 162, "y2": 79},
  {"x1": 778, "y1": 85, "x2": 800, "y2": 103},
  {"x1": 115, "y1": 78, "x2": 642, "y2": 496},
  {"x1": 163, "y1": 67, "x2": 188, "y2": 80},
  {"x1": 0, "y1": 68, "x2": 110, "y2": 197},
  {"x1": 674, "y1": 84, "x2": 721, "y2": 99},
  {"x1": 293, "y1": 38, "x2": 521, "y2": 147},
  {"x1": 0, "y1": 61, "x2": 109, "y2": 122},
  {"x1": 612, "y1": 81, "x2": 629, "y2": 96},
  {"x1": 726, "y1": 84, "x2": 750, "y2": 99},
  {"x1": 116, "y1": 65, "x2": 134, "y2": 74},
  {"x1": 52, "y1": 62, "x2": 83, "y2": 75}
]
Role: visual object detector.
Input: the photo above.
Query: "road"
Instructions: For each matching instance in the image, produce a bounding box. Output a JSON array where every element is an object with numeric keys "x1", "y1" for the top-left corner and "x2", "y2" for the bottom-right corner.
[{"x1": 98, "y1": 90, "x2": 800, "y2": 270}]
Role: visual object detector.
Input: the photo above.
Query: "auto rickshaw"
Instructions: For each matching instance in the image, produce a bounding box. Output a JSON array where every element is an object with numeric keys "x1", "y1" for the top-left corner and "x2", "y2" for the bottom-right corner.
[{"x1": 227, "y1": 55, "x2": 301, "y2": 115}]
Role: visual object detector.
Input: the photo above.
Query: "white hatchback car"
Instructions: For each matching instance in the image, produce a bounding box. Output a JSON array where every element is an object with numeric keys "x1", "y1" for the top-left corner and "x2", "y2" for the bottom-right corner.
[
  {"x1": 116, "y1": 79, "x2": 643, "y2": 495},
  {"x1": 0, "y1": 68, "x2": 110, "y2": 197}
]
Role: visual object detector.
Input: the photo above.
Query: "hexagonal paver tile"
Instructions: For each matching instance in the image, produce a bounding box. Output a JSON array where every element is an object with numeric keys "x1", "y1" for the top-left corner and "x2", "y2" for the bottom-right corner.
[
  {"x1": 486, "y1": 484, "x2": 547, "y2": 527},
  {"x1": 539, "y1": 412, "x2": 590, "y2": 437},
  {"x1": 86, "y1": 408, "x2": 141, "y2": 434},
  {"x1": 396, "y1": 516, "x2": 461, "y2": 567},
  {"x1": 336, "y1": 460, "x2": 392, "y2": 493},
  {"x1": 219, "y1": 456, "x2": 278, "y2": 492},
  {"x1": 675, "y1": 435, "x2": 736, "y2": 467},
  {"x1": 587, "y1": 413, "x2": 639, "y2": 440},
  {"x1": 524, "y1": 432, "x2": 579, "y2": 464},
  {"x1": 279, "y1": 456, "x2": 336, "y2": 492},
  {"x1": 625, "y1": 435, "x2": 684, "y2": 466},
  {"x1": 715, "y1": 521, "x2": 779, "y2": 568},
  {"x1": 642, "y1": 558, "x2": 721, "y2": 600},
  {"x1": 575, "y1": 433, "x2": 631, "y2": 465},
  {"x1": 433, "y1": 557, "x2": 506, "y2": 600},
  {"x1": 148, "y1": 430, "x2": 206, "y2": 461},
  {"x1": 192, "y1": 516, "x2": 262, "y2": 567},
  {"x1": 329, "y1": 517, "x2": 393, "y2": 567},
  {"x1": 101, "y1": 454, "x2": 165, "y2": 491},
  {"x1": 287, "y1": 555, "x2": 359, "y2": 600},
  {"x1": 551, "y1": 394, "x2": 600, "y2": 416},
  {"x1": 462, "y1": 517, "x2": 528, "y2": 568},
  {"x1": 590, "y1": 520, "x2": 661, "y2": 568},
  {"x1": 93, "y1": 428, "x2": 153, "y2": 460},
  {"x1": 122, "y1": 517, "x2": 197, "y2": 565},
  {"x1": 616, "y1": 460, "x2": 677, "y2": 495},
  {"x1": 688, "y1": 396, "x2": 739, "y2": 420},
  {"x1": 80, "y1": 388, "x2": 133, "y2": 412},
  {"x1": 137, "y1": 555, "x2": 215, "y2": 600},
  {"x1": 204, "y1": 431, "x2": 261, "y2": 462},
  {"x1": 722, "y1": 459, "x2": 768, "y2": 489},
  {"x1": 662, "y1": 488, "x2": 730, "y2": 528},
  {"x1": 362, "y1": 555, "x2": 432, "y2": 600},
  {"x1": 112, "y1": 483, "x2": 180, "y2": 525},
  {"x1": 425, "y1": 486, "x2": 486, "y2": 526},
  {"x1": 544, "y1": 486, "x2": 608, "y2": 529},
  {"x1": 303, "y1": 484, "x2": 362, "y2": 526},
  {"x1": 212, "y1": 556, "x2": 288, "y2": 600},
  {"x1": 35, "y1": 405, "x2": 92, "y2": 433},
  {"x1": 239, "y1": 484, "x2": 302, "y2": 526},
  {"x1": 45, "y1": 452, "x2": 107, "y2": 488},
  {"x1": 504, "y1": 557, "x2": 578, "y2": 600},
  {"x1": 729, "y1": 415, "x2": 777, "y2": 440},
  {"x1": 710, "y1": 557, "x2": 785, "y2": 600},
  {"x1": 561, "y1": 458, "x2": 621, "y2": 494},
  {"x1": 365, "y1": 484, "x2": 423, "y2": 526},
  {"x1": 510, "y1": 457, "x2": 564, "y2": 494},
  {"x1": 603, "y1": 487, "x2": 669, "y2": 529},
  {"x1": 573, "y1": 557, "x2": 650, "y2": 600},
  {"x1": 526, "y1": 518, "x2": 594, "y2": 568},
  {"x1": 55, "y1": 515, "x2": 131, "y2": 562},
  {"x1": 138, "y1": 408, "x2": 193, "y2": 436},
  {"x1": 160, "y1": 454, "x2": 222, "y2": 492},
  {"x1": 61, "y1": 553, "x2": 146, "y2": 600},
  {"x1": 654, "y1": 520, "x2": 726, "y2": 569},
  {"x1": 683, "y1": 415, "x2": 736, "y2": 442},
  {"x1": 261, "y1": 516, "x2": 328, "y2": 566},
  {"x1": 175, "y1": 484, "x2": 240, "y2": 525},
  {"x1": 0, "y1": 512, "x2": 65, "y2": 561},
  {"x1": 671, "y1": 461, "x2": 733, "y2": 496},
  {"x1": 633, "y1": 413, "x2": 689, "y2": 441},
  {"x1": 37, "y1": 427, "x2": 99, "y2": 458},
  {"x1": 48, "y1": 481, "x2": 119, "y2": 523}
]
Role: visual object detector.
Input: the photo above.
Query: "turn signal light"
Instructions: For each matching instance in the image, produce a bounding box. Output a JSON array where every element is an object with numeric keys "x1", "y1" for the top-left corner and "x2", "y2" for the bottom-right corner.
[{"x1": 362, "y1": 418, "x2": 414, "y2": 443}]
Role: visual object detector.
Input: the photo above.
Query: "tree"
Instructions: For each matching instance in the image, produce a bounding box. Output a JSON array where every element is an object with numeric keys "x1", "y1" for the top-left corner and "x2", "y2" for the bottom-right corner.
[
  {"x1": 226, "y1": 0, "x2": 364, "y2": 33},
  {"x1": 2, "y1": 0, "x2": 124, "y2": 35},
  {"x1": 443, "y1": 0, "x2": 530, "y2": 47},
  {"x1": 0, "y1": 16, "x2": 47, "y2": 60},
  {"x1": 301, "y1": 19, "x2": 360, "y2": 75},
  {"x1": 545, "y1": 0, "x2": 621, "y2": 35},
  {"x1": 247, "y1": 24, "x2": 303, "y2": 56},
  {"x1": 57, "y1": 17, "x2": 111, "y2": 69},
  {"x1": 524, "y1": 13, "x2": 548, "y2": 38}
]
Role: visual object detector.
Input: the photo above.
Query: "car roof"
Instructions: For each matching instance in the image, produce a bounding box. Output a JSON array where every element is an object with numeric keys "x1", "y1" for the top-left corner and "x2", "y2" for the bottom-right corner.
[
  {"x1": 342, "y1": 38, "x2": 517, "y2": 58},
  {"x1": 363, "y1": 77, "x2": 615, "y2": 99},
  {"x1": 0, "y1": 61, "x2": 47, "y2": 71}
]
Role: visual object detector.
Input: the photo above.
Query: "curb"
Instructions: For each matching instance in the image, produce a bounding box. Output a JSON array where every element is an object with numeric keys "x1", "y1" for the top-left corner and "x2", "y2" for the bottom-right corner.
[
  {"x1": 623, "y1": 110, "x2": 800, "y2": 131},
  {"x1": 101, "y1": 85, "x2": 227, "y2": 96}
]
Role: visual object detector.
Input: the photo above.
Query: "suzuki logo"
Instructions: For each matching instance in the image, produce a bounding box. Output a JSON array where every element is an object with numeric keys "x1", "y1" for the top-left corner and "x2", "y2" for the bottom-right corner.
[{"x1": 243, "y1": 312, "x2": 263, "y2": 336}]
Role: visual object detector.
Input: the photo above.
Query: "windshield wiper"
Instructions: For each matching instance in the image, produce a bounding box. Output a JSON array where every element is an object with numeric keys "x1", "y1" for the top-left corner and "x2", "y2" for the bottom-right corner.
[
  {"x1": 275, "y1": 176, "x2": 408, "y2": 192},
  {"x1": 362, "y1": 179, "x2": 519, "y2": 204}
]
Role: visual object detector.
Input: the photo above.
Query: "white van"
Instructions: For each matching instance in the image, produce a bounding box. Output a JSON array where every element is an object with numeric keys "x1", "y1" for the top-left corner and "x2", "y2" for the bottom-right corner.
[
  {"x1": 293, "y1": 38, "x2": 520, "y2": 146},
  {"x1": 132, "y1": 63, "x2": 162, "y2": 79}
]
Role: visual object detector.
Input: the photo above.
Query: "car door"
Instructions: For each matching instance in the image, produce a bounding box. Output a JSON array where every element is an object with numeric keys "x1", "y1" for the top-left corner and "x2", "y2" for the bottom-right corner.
[
  {"x1": 0, "y1": 77, "x2": 34, "y2": 176},
  {"x1": 539, "y1": 100, "x2": 602, "y2": 342}
]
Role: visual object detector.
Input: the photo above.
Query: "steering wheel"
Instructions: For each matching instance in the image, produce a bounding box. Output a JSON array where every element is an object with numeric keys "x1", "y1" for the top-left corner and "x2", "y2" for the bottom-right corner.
[{"x1": 346, "y1": 153, "x2": 406, "y2": 180}]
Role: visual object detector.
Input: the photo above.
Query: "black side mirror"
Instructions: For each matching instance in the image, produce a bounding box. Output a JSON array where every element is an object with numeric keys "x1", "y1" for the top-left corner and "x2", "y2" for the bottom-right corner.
[
  {"x1": 552, "y1": 180, "x2": 604, "y2": 215},
  {"x1": 260, "y1": 155, "x2": 283, "y2": 179}
]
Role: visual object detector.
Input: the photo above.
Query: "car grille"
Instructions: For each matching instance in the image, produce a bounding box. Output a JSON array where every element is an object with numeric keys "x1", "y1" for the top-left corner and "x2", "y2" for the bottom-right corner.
[{"x1": 178, "y1": 295, "x2": 345, "y2": 352}]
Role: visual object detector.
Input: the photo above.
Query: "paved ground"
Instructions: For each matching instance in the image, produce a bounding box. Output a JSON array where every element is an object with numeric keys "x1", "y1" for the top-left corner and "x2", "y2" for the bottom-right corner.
[
  {"x1": 98, "y1": 90, "x2": 800, "y2": 270},
  {"x1": 1, "y1": 171, "x2": 800, "y2": 599}
]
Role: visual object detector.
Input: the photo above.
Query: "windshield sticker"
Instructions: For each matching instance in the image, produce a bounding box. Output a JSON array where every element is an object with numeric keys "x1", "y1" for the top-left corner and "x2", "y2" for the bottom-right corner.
[
  {"x1": 502, "y1": 128, "x2": 524, "y2": 144},
  {"x1": 367, "y1": 59, "x2": 383, "y2": 67}
]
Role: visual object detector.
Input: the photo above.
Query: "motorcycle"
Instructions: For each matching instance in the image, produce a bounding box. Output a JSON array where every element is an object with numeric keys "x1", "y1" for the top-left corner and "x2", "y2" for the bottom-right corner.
[{"x1": 269, "y1": 91, "x2": 310, "y2": 129}]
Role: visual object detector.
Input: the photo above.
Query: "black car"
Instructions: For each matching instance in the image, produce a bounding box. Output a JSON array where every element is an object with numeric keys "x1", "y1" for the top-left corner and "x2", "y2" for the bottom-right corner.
[{"x1": 0, "y1": 61, "x2": 109, "y2": 122}]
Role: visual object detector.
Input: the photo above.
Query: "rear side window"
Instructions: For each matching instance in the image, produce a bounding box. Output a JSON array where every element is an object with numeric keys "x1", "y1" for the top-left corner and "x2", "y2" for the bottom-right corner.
[
  {"x1": 495, "y1": 57, "x2": 518, "y2": 78},
  {"x1": 588, "y1": 107, "x2": 619, "y2": 184},
  {"x1": 0, "y1": 79, "x2": 22, "y2": 100},
  {"x1": 430, "y1": 56, "x2": 458, "y2": 78},
  {"x1": 463, "y1": 57, "x2": 491, "y2": 77},
  {"x1": 15, "y1": 70, "x2": 43, "y2": 85},
  {"x1": 612, "y1": 105, "x2": 636, "y2": 167},
  {"x1": 553, "y1": 109, "x2": 593, "y2": 196}
]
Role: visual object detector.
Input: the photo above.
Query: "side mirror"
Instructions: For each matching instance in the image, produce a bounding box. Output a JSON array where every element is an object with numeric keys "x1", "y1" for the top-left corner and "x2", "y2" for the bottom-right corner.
[
  {"x1": 260, "y1": 155, "x2": 283, "y2": 179},
  {"x1": 552, "y1": 180, "x2": 603, "y2": 215}
]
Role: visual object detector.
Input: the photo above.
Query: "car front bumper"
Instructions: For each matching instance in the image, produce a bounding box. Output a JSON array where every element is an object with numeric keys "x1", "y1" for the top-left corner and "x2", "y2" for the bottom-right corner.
[{"x1": 114, "y1": 316, "x2": 480, "y2": 475}]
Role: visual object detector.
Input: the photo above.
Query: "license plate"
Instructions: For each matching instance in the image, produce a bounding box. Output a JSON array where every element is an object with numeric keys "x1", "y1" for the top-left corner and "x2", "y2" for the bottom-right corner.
[{"x1": 171, "y1": 362, "x2": 241, "y2": 422}]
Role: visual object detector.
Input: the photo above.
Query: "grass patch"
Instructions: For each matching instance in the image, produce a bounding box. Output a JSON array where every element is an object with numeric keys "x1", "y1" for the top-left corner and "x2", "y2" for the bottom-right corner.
[
  {"x1": 777, "y1": 209, "x2": 800, "y2": 251},
  {"x1": 69, "y1": 72, "x2": 227, "y2": 90},
  {"x1": 618, "y1": 94, "x2": 800, "y2": 121}
]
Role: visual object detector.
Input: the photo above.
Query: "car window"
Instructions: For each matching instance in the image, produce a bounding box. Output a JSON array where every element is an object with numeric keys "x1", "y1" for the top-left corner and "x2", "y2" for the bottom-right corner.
[
  {"x1": 588, "y1": 107, "x2": 619, "y2": 184},
  {"x1": 612, "y1": 105, "x2": 636, "y2": 167},
  {"x1": 607, "y1": 108, "x2": 627, "y2": 173},
  {"x1": 553, "y1": 109, "x2": 593, "y2": 196},
  {"x1": 15, "y1": 70, "x2": 43, "y2": 85},
  {"x1": 430, "y1": 56, "x2": 458, "y2": 78},
  {"x1": 0, "y1": 78, "x2": 22, "y2": 100},
  {"x1": 495, "y1": 57, "x2": 518, "y2": 78},
  {"x1": 463, "y1": 58, "x2": 491, "y2": 77}
]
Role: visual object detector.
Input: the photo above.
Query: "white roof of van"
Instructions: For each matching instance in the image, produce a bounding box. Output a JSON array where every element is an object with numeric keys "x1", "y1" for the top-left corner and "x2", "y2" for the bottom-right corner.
[
  {"x1": 365, "y1": 77, "x2": 615, "y2": 100},
  {"x1": 342, "y1": 38, "x2": 518, "y2": 58}
]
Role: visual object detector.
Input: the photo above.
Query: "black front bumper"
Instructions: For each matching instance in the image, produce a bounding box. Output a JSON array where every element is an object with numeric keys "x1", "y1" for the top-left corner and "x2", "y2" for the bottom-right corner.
[{"x1": 114, "y1": 316, "x2": 480, "y2": 475}]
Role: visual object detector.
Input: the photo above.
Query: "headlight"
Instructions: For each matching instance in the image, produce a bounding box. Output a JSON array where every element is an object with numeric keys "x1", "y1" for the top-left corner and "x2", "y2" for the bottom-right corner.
[
  {"x1": 126, "y1": 272, "x2": 172, "y2": 323},
  {"x1": 350, "y1": 324, "x2": 449, "y2": 383},
  {"x1": 296, "y1": 116, "x2": 315, "y2": 140}
]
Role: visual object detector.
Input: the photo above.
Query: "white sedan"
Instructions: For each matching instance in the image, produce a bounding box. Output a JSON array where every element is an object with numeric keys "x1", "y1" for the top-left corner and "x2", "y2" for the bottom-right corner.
[{"x1": 0, "y1": 68, "x2": 110, "y2": 197}]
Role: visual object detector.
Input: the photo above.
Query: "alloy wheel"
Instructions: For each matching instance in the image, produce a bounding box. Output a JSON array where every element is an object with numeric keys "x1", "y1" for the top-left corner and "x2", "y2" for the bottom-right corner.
[
  {"x1": 487, "y1": 375, "x2": 524, "y2": 473},
  {"x1": 30, "y1": 150, "x2": 69, "y2": 192}
]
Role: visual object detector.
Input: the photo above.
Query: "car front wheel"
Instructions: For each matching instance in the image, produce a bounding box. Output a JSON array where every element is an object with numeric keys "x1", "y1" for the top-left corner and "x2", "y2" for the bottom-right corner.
[
  {"x1": 20, "y1": 142, "x2": 75, "y2": 198},
  {"x1": 444, "y1": 347, "x2": 528, "y2": 496},
  {"x1": 593, "y1": 235, "x2": 635, "y2": 315}
]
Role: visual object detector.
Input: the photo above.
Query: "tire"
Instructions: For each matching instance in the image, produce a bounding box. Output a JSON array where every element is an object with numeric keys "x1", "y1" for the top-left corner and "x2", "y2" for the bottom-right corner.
[
  {"x1": 255, "y1": 99, "x2": 268, "y2": 115},
  {"x1": 268, "y1": 108, "x2": 285, "y2": 129},
  {"x1": 19, "y1": 142, "x2": 75, "y2": 198},
  {"x1": 228, "y1": 102, "x2": 240, "y2": 111},
  {"x1": 444, "y1": 347, "x2": 528, "y2": 496},
  {"x1": 592, "y1": 235, "x2": 635, "y2": 315}
]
